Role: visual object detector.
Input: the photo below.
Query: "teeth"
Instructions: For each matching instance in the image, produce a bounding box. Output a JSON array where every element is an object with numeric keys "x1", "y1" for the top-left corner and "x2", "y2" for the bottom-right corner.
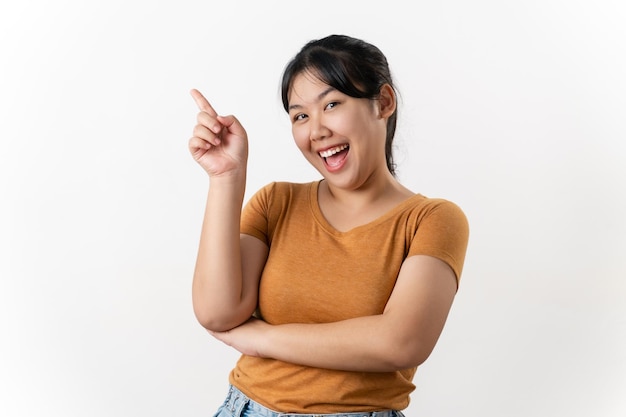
[{"x1": 319, "y1": 144, "x2": 349, "y2": 158}]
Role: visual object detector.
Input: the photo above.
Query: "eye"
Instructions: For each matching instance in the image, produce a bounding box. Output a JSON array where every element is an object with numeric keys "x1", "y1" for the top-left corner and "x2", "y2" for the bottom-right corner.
[
  {"x1": 292, "y1": 113, "x2": 307, "y2": 122},
  {"x1": 325, "y1": 101, "x2": 339, "y2": 110}
]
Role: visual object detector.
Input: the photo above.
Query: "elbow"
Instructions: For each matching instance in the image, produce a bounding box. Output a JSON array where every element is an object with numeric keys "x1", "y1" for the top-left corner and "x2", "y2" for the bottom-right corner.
[
  {"x1": 386, "y1": 341, "x2": 435, "y2": 370},
  {"x1": 193, "y1": 308, "x2": 240, "y2": 332},
  {"x1": 195, "y1": 314, "x2": 231, "y2": 332},
  {"x1": 193, "y1": 299, "x2": 254, "y2": 332}
]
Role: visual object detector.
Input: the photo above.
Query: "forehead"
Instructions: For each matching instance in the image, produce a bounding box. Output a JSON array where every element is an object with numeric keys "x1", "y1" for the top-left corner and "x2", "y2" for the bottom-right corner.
[{"x1": 287, "y1": 71, "x2": 335, "y2": 107}]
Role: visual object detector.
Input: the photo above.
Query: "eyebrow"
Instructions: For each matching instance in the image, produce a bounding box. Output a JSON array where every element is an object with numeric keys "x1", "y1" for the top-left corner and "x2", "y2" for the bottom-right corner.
[{"x1": 288, "y1": 86, "x2": 336, "y2": 111}]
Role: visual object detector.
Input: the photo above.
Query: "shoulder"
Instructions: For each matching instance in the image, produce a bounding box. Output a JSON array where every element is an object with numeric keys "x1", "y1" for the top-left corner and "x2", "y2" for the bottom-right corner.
[
  {"x1": 250, "y1": 180, "x2": 317, "y2": 202},
  {"x1": 242, "y1": 181, "x2": 318, "y2": 239},
  {"x1": 404, "y1": 195, "x2": 470, "y2": 257},
  {"x1": 403, "y1": 194, "x2": 468, "y2": 227},
  {"x1": 245, "y1": 180, "x2": 318, "y2": 213},
  {"x1": 271, "y1": 180, "x2": 317, "y2": 193},
  {"x1": 404, "y1": 195, "x2": 470, "y2": 280}
]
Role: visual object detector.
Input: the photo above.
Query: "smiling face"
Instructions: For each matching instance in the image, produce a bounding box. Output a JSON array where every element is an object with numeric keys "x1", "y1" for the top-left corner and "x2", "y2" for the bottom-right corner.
[{"x1": 287, "y1": 71, "x2": 394, "y2": 191}]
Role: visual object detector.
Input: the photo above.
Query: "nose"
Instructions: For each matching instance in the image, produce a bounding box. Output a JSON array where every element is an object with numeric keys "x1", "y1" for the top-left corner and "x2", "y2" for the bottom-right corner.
[{"x1": 309, "y1": 116, "x2": 331, "y2": 142}]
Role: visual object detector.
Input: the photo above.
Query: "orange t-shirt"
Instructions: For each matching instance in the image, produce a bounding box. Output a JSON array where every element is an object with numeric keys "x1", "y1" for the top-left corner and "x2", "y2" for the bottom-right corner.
[{"x1": 230, "y1": 180, "x2": 469, "y2": 413}]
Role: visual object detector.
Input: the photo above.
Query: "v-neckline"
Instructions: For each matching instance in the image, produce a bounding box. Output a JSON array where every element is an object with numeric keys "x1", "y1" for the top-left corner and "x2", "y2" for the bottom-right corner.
[{"x1": 308, "y1": 180, "x2": 423, "y2": 236}]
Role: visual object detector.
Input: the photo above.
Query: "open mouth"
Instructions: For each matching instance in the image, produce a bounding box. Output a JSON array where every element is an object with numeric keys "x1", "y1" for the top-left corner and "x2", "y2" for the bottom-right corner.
[{"x1": 319, "y1": 144, "x2": 349, "y2": 168}]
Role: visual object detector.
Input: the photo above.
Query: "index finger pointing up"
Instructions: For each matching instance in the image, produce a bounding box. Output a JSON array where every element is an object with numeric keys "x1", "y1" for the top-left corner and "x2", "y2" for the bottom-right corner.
[{"x1": 190, "y1": 88, "x2": 218, "y2": 116}]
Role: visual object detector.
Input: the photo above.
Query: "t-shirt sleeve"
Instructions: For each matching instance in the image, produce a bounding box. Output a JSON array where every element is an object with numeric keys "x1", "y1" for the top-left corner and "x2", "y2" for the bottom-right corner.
[
  {"x1": 408, "y1": 199, "x2": 470, "y2": 284},
  {"x1": 240, "y1": 182, "x2": 275, "y2": 245}
]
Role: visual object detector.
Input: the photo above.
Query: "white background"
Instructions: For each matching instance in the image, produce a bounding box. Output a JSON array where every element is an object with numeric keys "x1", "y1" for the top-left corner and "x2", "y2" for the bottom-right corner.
[{"x1": 1, "y1": 1, "x2": 625, "y2": 416}]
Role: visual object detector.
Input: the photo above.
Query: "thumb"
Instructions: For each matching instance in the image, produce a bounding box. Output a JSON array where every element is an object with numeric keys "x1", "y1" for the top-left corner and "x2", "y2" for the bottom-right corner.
[{"x1": 217, "y1": 115, "x2": 246, "y2": 138}]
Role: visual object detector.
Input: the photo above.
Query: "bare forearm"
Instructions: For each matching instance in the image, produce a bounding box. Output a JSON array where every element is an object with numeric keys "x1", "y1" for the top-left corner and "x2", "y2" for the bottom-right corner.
[
  {"x1": 250, "y1": 258, "x2": 455, "y2": 372},
  {"x1": 210, "y1": 256, "x2": 456, "y2": 372},
  {"x1": 192, "y1": 173, "x2": 250, "y2": 330},
  {"x1": 259, "y1": 315, "x2": 428, "y2": 372}
]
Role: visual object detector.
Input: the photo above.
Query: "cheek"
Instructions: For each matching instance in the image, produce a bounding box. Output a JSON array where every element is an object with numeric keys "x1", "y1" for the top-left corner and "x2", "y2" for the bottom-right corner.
[
  {"x1": 292, "y1": 126, "x2": 309, "y2": 151},
  {"x1": 330, "y1": 111, "x2": 363, "y2": 137}
]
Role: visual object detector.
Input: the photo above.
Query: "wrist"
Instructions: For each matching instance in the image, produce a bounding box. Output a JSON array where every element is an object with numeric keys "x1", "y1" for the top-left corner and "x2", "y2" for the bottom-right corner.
[
  {"x1": 257, "y1": 320, "x2": 273, "y2": 359},
  {"x1": 208, "y1": 169, "x2": 247, "y2": 193}
]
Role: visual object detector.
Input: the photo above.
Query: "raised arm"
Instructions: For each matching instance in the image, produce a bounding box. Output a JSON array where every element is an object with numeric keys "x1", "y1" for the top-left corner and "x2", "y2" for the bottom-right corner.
[
  {"x1": 188, "y1": 89, "x2": 268, "y2": 332},
  {"x1": 210, "y1": 254, "x2": 457, "y2": 372}
]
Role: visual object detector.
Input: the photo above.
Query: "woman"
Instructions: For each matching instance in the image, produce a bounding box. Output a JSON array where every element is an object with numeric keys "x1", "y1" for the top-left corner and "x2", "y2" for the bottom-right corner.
[{"x1": 188, "y1": 34, "x2": 469, "y2": 417}]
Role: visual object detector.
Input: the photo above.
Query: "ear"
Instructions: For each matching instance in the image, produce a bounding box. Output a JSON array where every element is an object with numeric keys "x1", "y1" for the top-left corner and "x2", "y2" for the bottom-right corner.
[{"x1": 377, "y1": 83, "x2": 396, "y2": 119}]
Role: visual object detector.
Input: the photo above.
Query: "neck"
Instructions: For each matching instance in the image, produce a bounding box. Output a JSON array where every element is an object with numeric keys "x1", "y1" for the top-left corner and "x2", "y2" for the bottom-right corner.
[
  {"x1": 322, "y1": 168, "x2": 410, "y2": 209},
  {"x1": 317, "y1": 168, "x2": 414, "y2": 232}
]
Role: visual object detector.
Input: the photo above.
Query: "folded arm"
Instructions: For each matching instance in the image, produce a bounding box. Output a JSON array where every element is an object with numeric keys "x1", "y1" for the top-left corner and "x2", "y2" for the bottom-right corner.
[{"x1": 210, "y1": 254, "x2": 457, "y2": 372}]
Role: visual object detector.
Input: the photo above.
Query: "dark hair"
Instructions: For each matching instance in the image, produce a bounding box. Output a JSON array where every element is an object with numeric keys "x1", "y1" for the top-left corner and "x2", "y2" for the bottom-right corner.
[{"x1": 281, "y1": 34, "x2": 399, "y2": 176}]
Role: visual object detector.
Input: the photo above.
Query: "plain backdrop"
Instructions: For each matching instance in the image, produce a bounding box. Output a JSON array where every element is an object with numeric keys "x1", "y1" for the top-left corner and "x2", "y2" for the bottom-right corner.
[{"x1": 1, "y1": 1, "x2": 625, "y2": 416}]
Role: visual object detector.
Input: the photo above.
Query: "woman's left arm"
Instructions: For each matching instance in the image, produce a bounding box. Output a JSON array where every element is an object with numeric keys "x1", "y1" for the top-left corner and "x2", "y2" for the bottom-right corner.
[{"x1": 209, "y1": 254, "x2": 458, "y2": 372}]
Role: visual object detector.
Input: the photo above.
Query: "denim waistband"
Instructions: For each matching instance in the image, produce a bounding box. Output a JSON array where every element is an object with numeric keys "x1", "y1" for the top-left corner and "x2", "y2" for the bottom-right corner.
[{"x1": 222, "y1": 385, "x2": 403, "y2": 417}]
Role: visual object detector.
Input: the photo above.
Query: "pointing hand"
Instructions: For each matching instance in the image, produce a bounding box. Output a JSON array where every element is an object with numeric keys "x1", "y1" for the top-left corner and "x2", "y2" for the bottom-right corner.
[{"x1": 188, "y1": 89, "x2": 248, "y2": 177}]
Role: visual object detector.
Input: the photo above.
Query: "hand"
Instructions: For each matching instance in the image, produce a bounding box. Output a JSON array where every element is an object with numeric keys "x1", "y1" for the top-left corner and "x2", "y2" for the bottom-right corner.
[
  {"x1": 188, "y1": 89, "x2": 249, "y2": 177},
  {"x1": 208, "y1": 317, "x2": 269, "y2": 358}
]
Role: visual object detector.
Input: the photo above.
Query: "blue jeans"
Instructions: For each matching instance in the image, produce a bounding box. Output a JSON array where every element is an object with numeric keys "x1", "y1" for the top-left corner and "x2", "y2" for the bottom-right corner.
[{"x1": 212, "y1": 385, "x2": 405, "y2": 417}]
